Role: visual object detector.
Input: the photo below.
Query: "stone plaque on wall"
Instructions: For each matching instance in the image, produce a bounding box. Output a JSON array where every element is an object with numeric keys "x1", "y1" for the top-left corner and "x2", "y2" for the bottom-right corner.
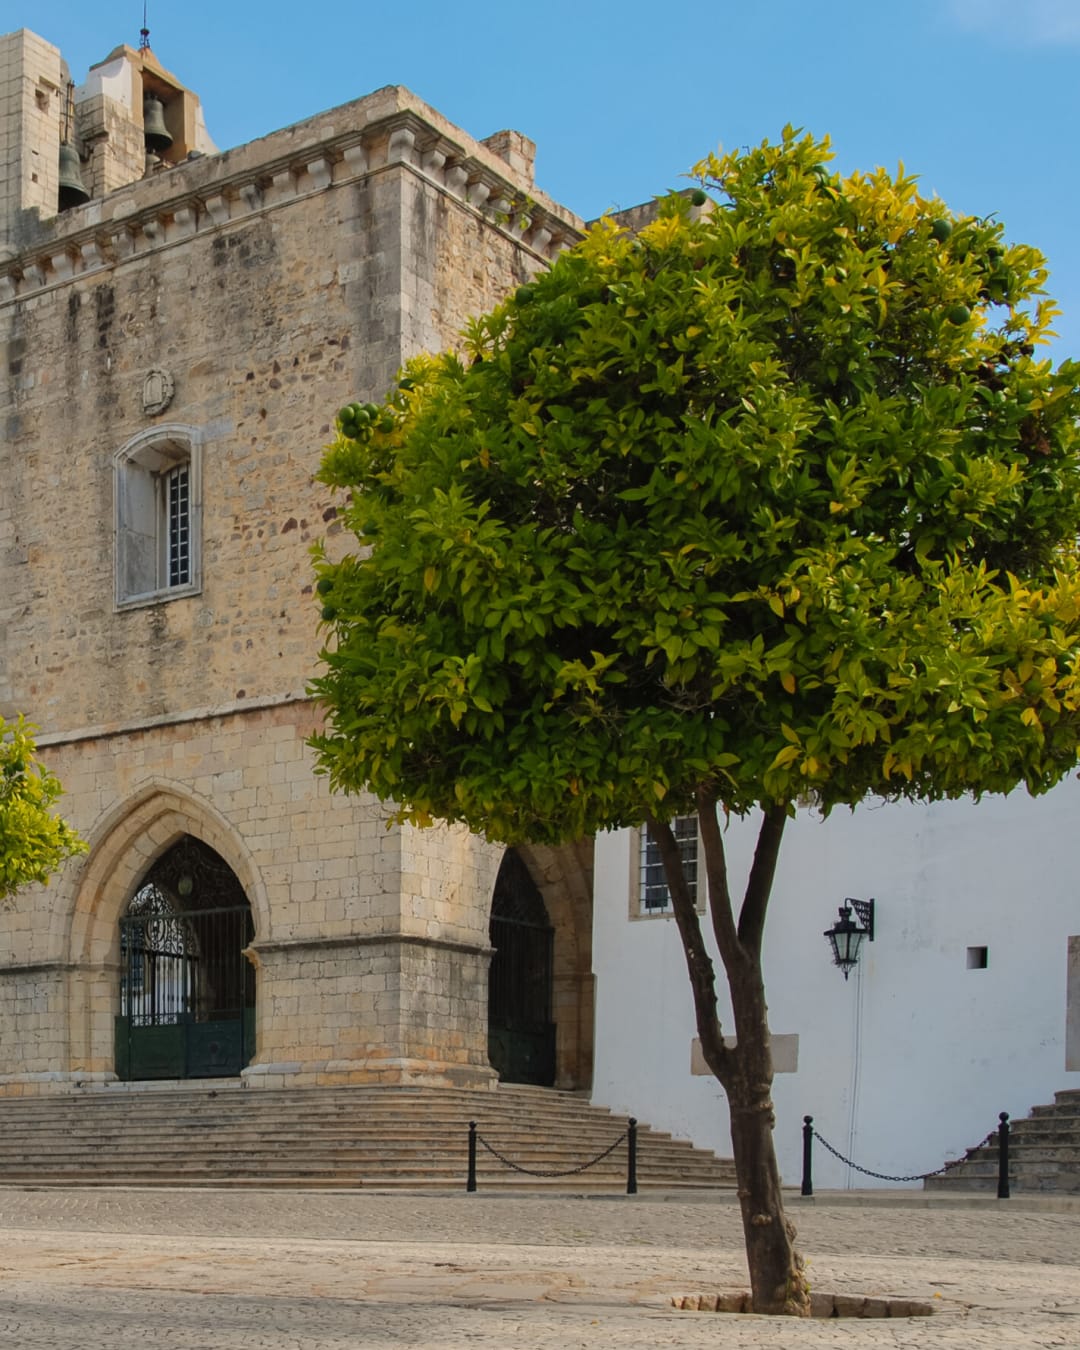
[
  {"x1": 142, "y1": 367, "x2": 175, "y2": 415},
  {"x1": 691, "y1": 1034, "x2": 799, "y2": 1076}
]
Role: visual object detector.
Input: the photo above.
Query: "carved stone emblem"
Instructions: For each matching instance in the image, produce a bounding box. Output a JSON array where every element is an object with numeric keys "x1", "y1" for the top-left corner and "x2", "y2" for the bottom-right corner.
[{"x1": 142, "y1": 367, "x2": 175, "y2": 415}]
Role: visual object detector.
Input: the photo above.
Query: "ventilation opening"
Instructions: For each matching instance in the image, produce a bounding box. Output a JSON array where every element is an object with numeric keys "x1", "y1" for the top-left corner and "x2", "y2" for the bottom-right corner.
[{"x1": 966, "y1": 946, "x2": 989, "y2": 970}]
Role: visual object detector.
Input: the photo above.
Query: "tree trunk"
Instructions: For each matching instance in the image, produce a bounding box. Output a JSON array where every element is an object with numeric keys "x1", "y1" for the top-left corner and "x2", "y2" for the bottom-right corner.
[
  {"x1": 648, "y1": 802, "x2": 810, "y2": 1316},
  {"x1": 726, "y1": 968, "x2": 809, "y2": 1316}
]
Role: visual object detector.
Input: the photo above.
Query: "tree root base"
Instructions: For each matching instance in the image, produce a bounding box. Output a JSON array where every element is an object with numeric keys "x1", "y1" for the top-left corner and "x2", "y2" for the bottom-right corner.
[{"x1": 672, "y1": 1291, "x2": 934, "y2": 1318}]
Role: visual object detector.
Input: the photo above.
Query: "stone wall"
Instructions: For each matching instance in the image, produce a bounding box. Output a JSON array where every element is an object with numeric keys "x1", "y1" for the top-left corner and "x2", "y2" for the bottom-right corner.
[
  {"x1": 0, "y1": 700, "x2": 503, "y2": 1091},
  {"x1": 1, "y1": 88, "x2": 582, "y2": 734},
  {"x1": 0, "y1": 63, "x2": 585, "y2": 1094}
]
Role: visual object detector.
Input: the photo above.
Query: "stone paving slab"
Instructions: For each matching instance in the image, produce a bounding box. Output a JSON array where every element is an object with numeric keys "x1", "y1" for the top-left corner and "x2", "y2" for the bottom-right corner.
[{"x1": 0, "y1": 1188, "x2": 1075, "y2": 1347}]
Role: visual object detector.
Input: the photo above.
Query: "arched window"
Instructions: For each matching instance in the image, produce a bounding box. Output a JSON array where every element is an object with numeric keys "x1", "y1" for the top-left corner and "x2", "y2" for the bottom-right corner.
[{"x1": 114, "y1": 424, "x2": 202, "y2": 607}]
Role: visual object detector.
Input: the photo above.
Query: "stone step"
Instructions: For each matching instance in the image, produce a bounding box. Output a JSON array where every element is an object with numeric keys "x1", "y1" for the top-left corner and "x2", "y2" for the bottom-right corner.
[
  {"x1": 938, "y1": 1154, "x2": 1080, "y2": 1176},
  {"x1": 0, "y1": 1119, "x2": 695, "y2": 1147},
  {"x1": 0, "y1": 1173, "x2": 715, "y2": 1192},
  {"x1": 0, "y1": 1162, "x2": 731, "y2": 1187},
  {"x1": 956, "y1": 1131, "x2": 1080, "y2": 1154},
  {"x1": 0, "y1": 1153, "x2": 729, "y2": 1181},
  {"x1": 0, "y1": 1115, "x2": 639, "y2": 1136},
  {"x1": 0, "y1": 1160, "x2": 729, "y2": 1181},
  {"x1": 929, "y1": 1171, "x2": 1080, "y2": 1195},
  {"x1": 0, "y1": 1143, "x2": 722, "y2": 1169},
  {"x1": 0, "y1": 1098, "x2": 628, "y2": 1125},
  {"x1": 1015, "y1": 1131, "x2": 1080, "y2": 1147},
  {"x1": 925, "y1": 1088, "x2": 1080, "y2": 1195},
  {"x1": 0, "y1": 1117, "x2": 635, "y2": 1139},
  {"x1": 0, "y1": 1084, "x2": 734, "y2": 1190}
]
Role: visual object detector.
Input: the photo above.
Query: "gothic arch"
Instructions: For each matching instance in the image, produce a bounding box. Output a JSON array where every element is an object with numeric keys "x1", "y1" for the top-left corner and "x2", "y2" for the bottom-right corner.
[
  {"x1": 488, "y1": 839, "x2": 595, "y2": 1090},
  {"x1": 64, "y1": 778, "x2": 268, "y2": 1078}
]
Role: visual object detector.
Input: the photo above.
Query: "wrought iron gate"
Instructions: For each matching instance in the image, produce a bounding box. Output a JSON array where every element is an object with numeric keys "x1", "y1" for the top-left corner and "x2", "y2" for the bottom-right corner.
[
  {"x1": 488, "y1": 850, "x2": 555, "y2": 1086},
  {"x1": 115, "y1": 837, "x2": 255, "y2": 1081}
]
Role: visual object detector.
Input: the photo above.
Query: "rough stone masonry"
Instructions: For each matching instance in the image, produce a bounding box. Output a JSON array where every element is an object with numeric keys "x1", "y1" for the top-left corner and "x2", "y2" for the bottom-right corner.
[{"x1": 0, "y1": 28, "x2": 597, "y2": 1097}]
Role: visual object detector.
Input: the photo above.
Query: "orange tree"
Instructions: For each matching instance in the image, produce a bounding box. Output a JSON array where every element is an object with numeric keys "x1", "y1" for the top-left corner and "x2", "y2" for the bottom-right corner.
[
  {"x1": 311, "y1": 129, "x2": 1080, "y2": 1314},
  {"x1": 0, "y1": 717, "x2": 85, "y2": 901}
]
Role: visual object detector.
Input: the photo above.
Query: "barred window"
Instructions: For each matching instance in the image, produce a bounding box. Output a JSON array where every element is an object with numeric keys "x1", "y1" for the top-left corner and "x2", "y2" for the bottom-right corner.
[
  {"x1": 166, "y1": 463, "x2": 191, "y2": 587},
  {"x1": 115, "y1": 427, "x2": 201, "y2": 607},
  {"x1": 638, "y1": 816, "x2": 699, "y2": 915}
]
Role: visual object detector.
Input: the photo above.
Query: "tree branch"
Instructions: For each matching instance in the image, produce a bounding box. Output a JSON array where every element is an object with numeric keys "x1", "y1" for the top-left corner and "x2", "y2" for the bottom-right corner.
[
  {"x1": 737, "y1": 804, "x2": 788, "y2": 958},
  {"x1": 647, "y1": 813, "x2": 734, "y2": 1083},
  {"x1": 694, "y1": 790, "x2": 747, "y2": 980}
]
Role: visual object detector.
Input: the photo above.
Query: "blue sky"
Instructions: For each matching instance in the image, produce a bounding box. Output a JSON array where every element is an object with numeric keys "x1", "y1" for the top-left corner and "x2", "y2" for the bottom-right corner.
[{"x1": 19, "y1": 1, "x2": 1080, "y2": 359}]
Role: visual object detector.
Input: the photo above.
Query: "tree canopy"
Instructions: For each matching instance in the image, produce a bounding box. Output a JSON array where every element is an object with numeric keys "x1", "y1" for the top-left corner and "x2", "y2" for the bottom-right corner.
[
  {"x1": 0, "y1": 717, "x2": 86, "y2": 901},
  {"x1": 312, "y1": 128, "x2": 1080, "y2": 841},
  {"x1": 311, "y1": 125, "x2": 1080, "y2": 1317}
]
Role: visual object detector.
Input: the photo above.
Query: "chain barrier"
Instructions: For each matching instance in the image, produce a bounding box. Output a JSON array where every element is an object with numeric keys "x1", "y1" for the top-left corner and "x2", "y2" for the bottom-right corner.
[
  {"x1": 811, "y1": 1127, "x2": 996, "y2": 1183},
  {"x1": 476, "y1": 1127, "x2": 628, "y2": 1179}
]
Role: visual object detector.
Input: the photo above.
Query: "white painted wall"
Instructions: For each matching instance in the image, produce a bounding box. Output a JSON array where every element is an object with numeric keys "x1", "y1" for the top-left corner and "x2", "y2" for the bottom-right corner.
[{"x1": 590, "y1": 779, "x2": 1080, "y2": 1188}]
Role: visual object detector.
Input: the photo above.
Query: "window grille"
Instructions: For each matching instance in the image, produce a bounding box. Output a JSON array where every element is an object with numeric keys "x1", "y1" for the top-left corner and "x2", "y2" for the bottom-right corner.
[
  {"x1": 166, "y1": 463, "x2": 190, "y2": 587},
  {"x1": 640, "y1": 816, "x2": 698, "y2": 913}
]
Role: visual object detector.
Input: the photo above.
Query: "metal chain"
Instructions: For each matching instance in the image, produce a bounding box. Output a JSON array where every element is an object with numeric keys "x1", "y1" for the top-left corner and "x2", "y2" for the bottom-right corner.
[
  {"x1": 476, "y1": 1128, "x2": 629, "y2": 1179},
  {"x1": 812, "y1": 1128, "x2": 997, "y2": 1183}
]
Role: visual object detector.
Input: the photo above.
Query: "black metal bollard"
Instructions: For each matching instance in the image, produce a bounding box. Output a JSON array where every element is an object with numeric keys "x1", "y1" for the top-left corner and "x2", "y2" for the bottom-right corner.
[
  {"x1": 626, "y1": 1117, "x2": 638, "y2": 1195},
  {"x1": 997, "y1": 1111, "x2": 1010, "y2": 1200},
  {"x1": 467, "y1": 1120, "x2": 477, "y2": 1193},
  {"x1": 801, "y1": 1115, "x2": 814, "y2": 1197}
]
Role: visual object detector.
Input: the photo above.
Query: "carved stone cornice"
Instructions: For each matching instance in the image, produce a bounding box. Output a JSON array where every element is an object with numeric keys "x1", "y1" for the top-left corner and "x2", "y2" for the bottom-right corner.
[{"x1": 0, "y1": 92, "x2": 584, "y2": 307}]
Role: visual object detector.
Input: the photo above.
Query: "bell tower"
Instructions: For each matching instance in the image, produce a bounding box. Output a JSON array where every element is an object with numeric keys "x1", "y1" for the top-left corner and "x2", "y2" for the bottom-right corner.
[
  {"x1": 74, "y1": 40, "x2": 217, "y2": 201},
  {"x1": 0, "y1": 27, "x2": 216, "y2": 251}
]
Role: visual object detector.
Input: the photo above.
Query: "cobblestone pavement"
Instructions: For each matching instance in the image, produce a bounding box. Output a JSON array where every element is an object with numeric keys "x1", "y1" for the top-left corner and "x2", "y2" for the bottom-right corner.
[{"x1": 0, "y1": 1188, "x2": 1076, "y2": 1348}]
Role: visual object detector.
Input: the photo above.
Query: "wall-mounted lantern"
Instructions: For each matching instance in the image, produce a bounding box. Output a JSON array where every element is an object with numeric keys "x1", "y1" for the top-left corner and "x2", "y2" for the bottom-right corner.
[{"x1": 824, "y1": 897, "x2": 875, "y2": 979}]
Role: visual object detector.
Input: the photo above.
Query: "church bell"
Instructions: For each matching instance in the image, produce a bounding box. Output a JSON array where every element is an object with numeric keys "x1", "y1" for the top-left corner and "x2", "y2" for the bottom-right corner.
[
  {"x1": 58, "y1": 141, "x2": 90, "y2": 210},
  {"x1": 143, "y1": 94, "x2": 173, "y2": 154}
]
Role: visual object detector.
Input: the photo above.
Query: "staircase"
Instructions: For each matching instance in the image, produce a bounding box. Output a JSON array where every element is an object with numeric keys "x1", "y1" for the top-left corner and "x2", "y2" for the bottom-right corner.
[
  {"x1": 925, "y1": 1089, "x2": 1080, "y2": 1195},
  {"x1": 0, "y1": 1083, "x2": 736, "y2": 1191}
]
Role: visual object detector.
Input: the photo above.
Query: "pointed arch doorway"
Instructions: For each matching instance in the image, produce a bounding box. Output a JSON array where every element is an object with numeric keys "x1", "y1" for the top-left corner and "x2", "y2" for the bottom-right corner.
[
  {"x1": 487, "y1": 849, "x2": 556, "y2": 1086},
  {"x1": 115, "y1": 835, "x2": 256, "y2": 1080}
]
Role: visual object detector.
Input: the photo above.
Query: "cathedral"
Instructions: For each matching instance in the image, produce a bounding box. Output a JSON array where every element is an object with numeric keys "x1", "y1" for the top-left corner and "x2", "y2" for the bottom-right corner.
[{"x1": 0, "y1": 27, "x2": 594, "y2": 1098}]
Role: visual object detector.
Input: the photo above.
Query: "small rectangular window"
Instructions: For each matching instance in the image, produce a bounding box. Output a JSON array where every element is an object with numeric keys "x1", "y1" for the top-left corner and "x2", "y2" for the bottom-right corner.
[
  {"x1": 966, "y1": 946, "x2": 989, "y2": 969},
  {"x1": 115, "y1": 430, "x2": 201, "y2": 608},
  {"x1": 639, "y1": 816, "x2": 698, "y2": 914}
]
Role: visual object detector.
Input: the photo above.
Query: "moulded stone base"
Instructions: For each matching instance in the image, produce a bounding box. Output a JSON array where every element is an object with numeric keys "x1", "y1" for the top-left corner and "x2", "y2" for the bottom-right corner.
[
  {"x1": 241, "y1": 1056, "x2": 498, "y2": 1090},
  {"x1": 0, "y1": 1070, "x2": 120, "y2": 1097}
]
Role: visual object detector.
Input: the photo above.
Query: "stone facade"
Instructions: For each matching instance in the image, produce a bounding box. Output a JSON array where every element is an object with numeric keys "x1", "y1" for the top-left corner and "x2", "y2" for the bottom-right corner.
[{"x1": 0, "y1": 28, "x2": 593, "y2": 1095}]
